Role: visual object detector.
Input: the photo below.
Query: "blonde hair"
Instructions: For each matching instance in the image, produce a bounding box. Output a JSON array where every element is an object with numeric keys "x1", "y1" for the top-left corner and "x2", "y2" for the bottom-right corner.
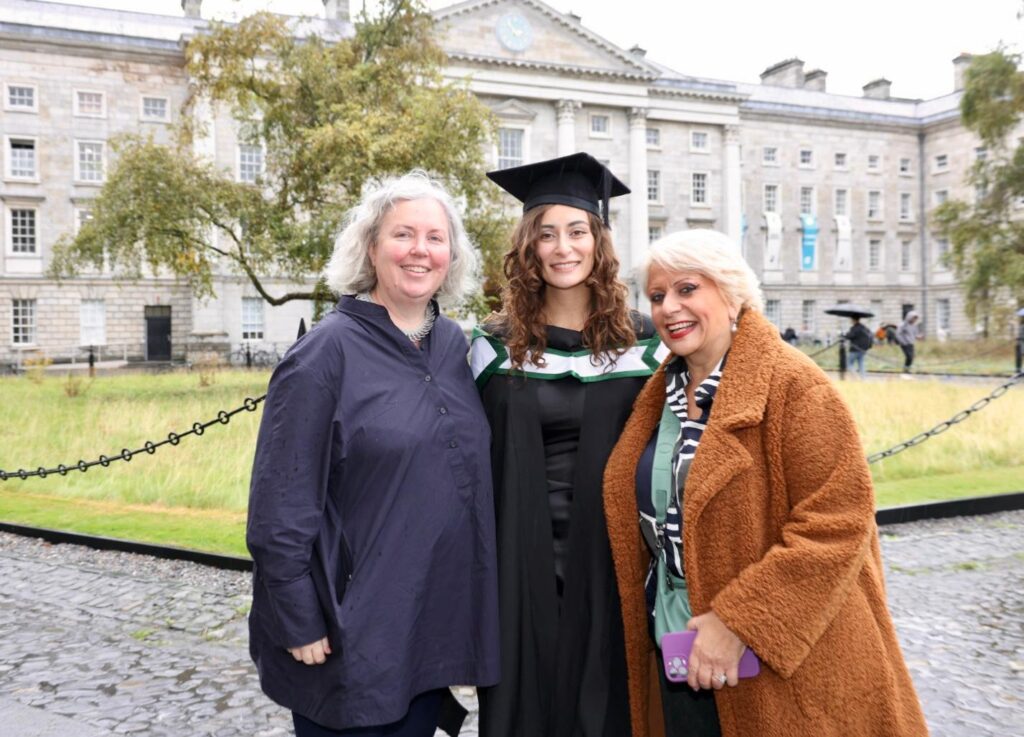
[
  {"x1": 322, "y1": 171, "x2": 479, "y2": 307},
  {"x1": 638, "y1": 229, "x2": 764, "y2": 312}
]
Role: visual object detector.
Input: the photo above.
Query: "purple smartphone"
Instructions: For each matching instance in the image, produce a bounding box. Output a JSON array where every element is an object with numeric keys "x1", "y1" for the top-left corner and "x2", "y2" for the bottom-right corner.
[{"x1": 661, "y1": 630, "x2": 760, "y2": 682}]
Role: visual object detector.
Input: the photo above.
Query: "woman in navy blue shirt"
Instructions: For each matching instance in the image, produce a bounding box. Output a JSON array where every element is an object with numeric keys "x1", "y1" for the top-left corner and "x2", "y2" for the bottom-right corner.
[{"x1": 247, "y1": 172, "x2": 499, "y2": 737}]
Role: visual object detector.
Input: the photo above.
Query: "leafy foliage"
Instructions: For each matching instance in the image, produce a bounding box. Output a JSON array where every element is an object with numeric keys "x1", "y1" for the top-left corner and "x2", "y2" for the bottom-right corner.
[
  {"x1": 933, "y1": 49, "x2": 1024, "y2": 325},
  {"x1": 51, "y1": 1, "x2": 510, "y2": 311}
]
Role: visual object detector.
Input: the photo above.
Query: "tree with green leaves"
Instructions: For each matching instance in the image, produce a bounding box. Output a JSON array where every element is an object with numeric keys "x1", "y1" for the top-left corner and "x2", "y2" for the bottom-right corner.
[
  {"x1": 51, "y1": 1, "x2": 509, "y2": 314},
  {"x1": 933, "y1": 48, "x2": 1024, "y2": 328}
]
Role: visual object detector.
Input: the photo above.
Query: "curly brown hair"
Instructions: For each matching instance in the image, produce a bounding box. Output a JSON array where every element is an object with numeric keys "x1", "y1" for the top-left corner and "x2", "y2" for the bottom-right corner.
[{"x1": 486, "y1": 205, "x2": 637, "y2": 370}]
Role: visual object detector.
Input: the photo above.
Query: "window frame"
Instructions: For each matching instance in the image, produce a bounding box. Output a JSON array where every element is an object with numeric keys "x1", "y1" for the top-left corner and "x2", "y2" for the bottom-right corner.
[
  {"x1": 11, "y1": 298, "x2": 37, "y2": 346},
  {"x1": 4, "y1": 83, "x2": 38, "y2": 114},
  {"x1": 799, "y1": 185, "x2": 815, "y2": 215},
  {"x1": 834, "y1": 151, "x2": 848, "y2": 169},
  {"x1": 867, "y1": 154, "x2": 881, "y2": 172},
  {"x1": 867, "y1": 189, "x2": 883, "y2": 220},
  {"x1": 899, "y1": 192, "x2": 913, "y2": 221},
  {"x1": 237, "y1": 142, "x2": 265, "y2": 184},
  {"x1": 4, "y1": 135, "x2": 39, "y2": 182},
  {"x1": 73, "y1": 89, "x2": 106, "y2": 119},
  {"x1": 801, "y1": 299, "x2": 817, "y2": 334},
  {"x1": 798, "y1": 148, "x2": 814, "y2": 168},
  {"x1": 140, "y1": 95, "x2": 171, "y2": 123},
  {"x1": 763, "y1": 183, "x2": 779, "y2": 213},
  {"x1": 646, "y1": 127, "x2": 661, "y2": 149},
  {"x1": 241, "y1": 297, "x2": 265, "y2": 342},
  {"x1": 79, "y1": 299, "x2": 107, "y2": 346},
  {"x1": 868, "y1": 238, "x2": 883, "y2": 271},
  {"x1": 646, "y1": 169, "x2": 662, "y2": 204},
  {"x1": 933, "y1": 153, "x2": 949, "y2": 173},
  {"x1": 690, "y1": 171, "x2": 709, "y2": 207},
  {"x1": 762, "y1": 146, "x2": 779, "y2": 166},
  {"x1": 690, "y1": 130, "x2": 709, "y2": 153},
  {"x1": 6, "y1": 205, "x2": 39, "y2": 256},
  {"x1": 900, "y1": 239, "x2": 912, "y2": 271},
  {"x1": 834, "y1": 188, "x2": 849, "y2": 217},
  {"x1": 74, "y1": 139, "x2": 106, "y2": 184},
  {"x1": 495, "y1": 126, "x2": 527, "y2": 170},
  {"x1": 898, "y1": 157, "x2": 913, "y2": 176},
  {"x1": 765, "y1": 299, "x2": 782, "y2": 327},
  {"x1": 647, "y1": 223, "x2": 664, "y2": 244},
  {"x1": 588, "y1": 113, "x2": 612, "y2": 139}
]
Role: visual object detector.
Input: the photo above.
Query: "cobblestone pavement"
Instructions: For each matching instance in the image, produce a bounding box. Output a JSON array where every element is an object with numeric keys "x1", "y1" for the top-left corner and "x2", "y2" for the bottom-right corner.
[{"x1": 1, "y1": 511, "x2": 1021, "y2": 736}]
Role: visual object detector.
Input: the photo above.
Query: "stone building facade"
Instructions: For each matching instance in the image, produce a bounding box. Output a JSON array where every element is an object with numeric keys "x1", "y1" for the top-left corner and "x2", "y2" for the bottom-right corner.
[{"x1": 0, "y1": 0, "x2": 1012, "y2": 365}]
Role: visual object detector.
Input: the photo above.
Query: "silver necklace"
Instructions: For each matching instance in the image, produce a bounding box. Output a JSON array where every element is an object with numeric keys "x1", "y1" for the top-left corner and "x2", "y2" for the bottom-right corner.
[{"x1": 356, "y1": 292, "x2": 436, "y2": 343}]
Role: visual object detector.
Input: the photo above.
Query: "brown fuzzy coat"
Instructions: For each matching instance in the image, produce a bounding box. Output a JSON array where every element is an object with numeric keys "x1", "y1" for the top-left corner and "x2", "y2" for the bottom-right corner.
[{"x1": 603, "y1": 309, "x2": 929, "y2": 737}]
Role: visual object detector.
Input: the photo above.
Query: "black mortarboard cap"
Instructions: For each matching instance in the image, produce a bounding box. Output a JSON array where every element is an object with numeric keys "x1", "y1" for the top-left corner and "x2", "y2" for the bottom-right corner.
[{"x1": 486, "y1": 152, "x2": 630, "y2": 226}]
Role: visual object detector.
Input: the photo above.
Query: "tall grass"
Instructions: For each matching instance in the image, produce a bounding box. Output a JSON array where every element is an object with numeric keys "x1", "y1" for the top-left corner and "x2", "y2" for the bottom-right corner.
[{"x1": 1, "y1": 370, "x2": 1021, "y2": 513}]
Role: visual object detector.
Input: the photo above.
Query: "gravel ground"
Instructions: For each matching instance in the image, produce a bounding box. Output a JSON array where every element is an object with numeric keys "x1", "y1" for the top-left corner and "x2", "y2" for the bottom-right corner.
[{"x1": 0, "y1": 510, "x2": 1021, "y2": 736}]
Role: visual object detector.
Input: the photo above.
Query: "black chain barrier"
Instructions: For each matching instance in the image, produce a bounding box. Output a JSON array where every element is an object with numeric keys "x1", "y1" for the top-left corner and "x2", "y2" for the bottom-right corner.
[
  {"x1": 804, "y1": 342, "x2": 839, "y2": 359},
  {"x1": 866, "y1": 372, "x2": 1023, "y2": 464},
  {"x1": 1, "y1": 371, "x2": 1019, "y2": 479},
  {"x1": 0, "y1": 394, "x2": 267, "y2": 482}
]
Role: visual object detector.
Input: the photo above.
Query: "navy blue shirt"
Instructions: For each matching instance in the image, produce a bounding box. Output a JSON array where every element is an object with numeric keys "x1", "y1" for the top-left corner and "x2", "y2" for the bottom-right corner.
[{"x1": 247, "y1": 297, "x2": 500, "y2": 731}]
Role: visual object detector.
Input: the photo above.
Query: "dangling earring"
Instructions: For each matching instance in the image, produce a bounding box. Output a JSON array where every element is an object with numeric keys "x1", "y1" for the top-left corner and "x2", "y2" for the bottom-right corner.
[{"x1": 730, "y1": 317, "x2": 738, "y2": 333}]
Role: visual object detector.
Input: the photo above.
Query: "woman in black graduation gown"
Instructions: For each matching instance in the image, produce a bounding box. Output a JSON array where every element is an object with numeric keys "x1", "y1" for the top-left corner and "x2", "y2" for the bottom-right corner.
[{"x1": 470, "y1": 153, "x2": 666, "y2": 737}]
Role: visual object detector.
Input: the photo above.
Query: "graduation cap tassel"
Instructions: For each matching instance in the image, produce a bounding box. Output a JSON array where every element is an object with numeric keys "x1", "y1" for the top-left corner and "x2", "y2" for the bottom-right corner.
[{"x1": 602, "y1": 172, "x2": 613, "y2": 226}]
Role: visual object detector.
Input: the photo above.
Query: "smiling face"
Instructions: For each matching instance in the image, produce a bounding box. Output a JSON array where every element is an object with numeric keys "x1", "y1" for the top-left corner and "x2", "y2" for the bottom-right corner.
[
  {"x1": 370, "y1": 198, "x2": 451, "y2": 310},
  {"x1": 533, "y1": 204, "x2": 596, "y2": 293},
  {"x1": 647, "y1": 265, "x2": 737, "y2": 368}
]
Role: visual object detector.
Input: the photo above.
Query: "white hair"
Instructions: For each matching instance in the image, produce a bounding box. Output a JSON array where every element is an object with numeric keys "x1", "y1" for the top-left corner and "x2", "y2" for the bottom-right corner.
[
  {"x1": 637, "y1": 229, "x2": 764, "y2": 313},
  {"x1": 322, "y1": 171, "x2": 480, "y2": 307}
]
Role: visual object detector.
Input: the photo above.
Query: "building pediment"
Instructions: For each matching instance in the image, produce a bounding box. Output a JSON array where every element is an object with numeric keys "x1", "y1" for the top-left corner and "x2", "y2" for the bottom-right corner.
[
  {"x1": 434, "y1": 0, "x2": 658, "y2": 80},
  {"x1": 491, "y1": 98, "x2": 538, "y2": 120}
]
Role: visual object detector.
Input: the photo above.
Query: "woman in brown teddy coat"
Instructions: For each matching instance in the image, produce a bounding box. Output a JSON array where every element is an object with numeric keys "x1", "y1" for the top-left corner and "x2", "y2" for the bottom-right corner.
[{"x1": 603, "y1": 228, "x2": 928, "y2": 737}]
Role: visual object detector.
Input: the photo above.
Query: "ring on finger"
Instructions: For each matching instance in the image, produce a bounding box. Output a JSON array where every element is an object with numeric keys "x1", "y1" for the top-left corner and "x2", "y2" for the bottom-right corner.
[{"x1": 714, "y1": 673, "x2": 727, "y2": 684}]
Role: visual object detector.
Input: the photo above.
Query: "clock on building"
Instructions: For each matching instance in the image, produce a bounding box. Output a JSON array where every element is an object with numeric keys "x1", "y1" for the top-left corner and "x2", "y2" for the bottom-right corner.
[{"x1": 496, "y1": 12, "x2": 533, "y2": 52}]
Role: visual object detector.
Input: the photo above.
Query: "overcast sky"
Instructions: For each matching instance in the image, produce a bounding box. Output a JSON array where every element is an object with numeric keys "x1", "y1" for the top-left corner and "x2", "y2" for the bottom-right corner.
[{"x1": 39, "y1": 0, "x2": 1023, "y2": 100}]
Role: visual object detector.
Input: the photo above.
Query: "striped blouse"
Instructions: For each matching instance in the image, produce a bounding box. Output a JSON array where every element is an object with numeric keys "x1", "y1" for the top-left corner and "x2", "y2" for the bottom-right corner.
[{"x1": 639, "y1": 354, "x2": 726, "y2": 611}]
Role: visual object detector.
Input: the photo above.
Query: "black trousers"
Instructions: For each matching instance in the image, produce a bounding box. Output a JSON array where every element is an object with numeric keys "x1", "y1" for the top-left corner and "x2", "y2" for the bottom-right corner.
[
  {"x1": 900, "y1": 343, "x2": 915, "y2": 370},
  {"x1": 657, "y1": 649, "x2": 722, "y2": 737},
  {"x1": 293, "y1": 689, "x2": 444, "y2": 737}
]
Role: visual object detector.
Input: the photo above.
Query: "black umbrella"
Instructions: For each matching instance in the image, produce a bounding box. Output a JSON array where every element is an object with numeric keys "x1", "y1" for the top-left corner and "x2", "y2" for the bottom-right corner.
[{"x1": 824, "y1": 303, "x2": 875, "y2": 319}]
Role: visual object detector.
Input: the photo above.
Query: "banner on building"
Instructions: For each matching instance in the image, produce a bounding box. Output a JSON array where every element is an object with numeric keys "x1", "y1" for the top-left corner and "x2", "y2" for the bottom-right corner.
[
  {"x1": 764, "y1": 212, "x2": 782, "y2": 270},
  {"x1": 834, "y1": 215, "x2": 852, "y2": 271},
  {"x1": 800, "y1": 213, "x2": 818, "y2": 270}
]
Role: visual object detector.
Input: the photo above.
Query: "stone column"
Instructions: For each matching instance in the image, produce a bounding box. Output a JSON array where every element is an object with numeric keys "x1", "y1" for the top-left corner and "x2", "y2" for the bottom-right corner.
[
  {"x1": 627, "y1": 107, "x2": 650, "y2": 305},
  {"x1": 723, "y1": 124, "x2": 743, "y2": 249},
  {"x1": 556, "y1": 99, "x2": 580, "y2": 156}
]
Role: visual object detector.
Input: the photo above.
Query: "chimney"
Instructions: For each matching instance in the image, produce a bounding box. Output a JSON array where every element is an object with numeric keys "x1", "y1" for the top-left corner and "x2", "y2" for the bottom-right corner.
[
  {"x1": 181, "y1": 0, "x2": 202, "y2": 18},
  {"x1": 803, "y1": 68, "x2": 827, "y2": 92},
  {"x1": 324, "y1": 0, "x2": 350, "y2": 23},
  {"x1": 760, "y1": 58, "x2": 805, "y2": 88},
  {"x1": 629, "y1": 44, "x2": 647, "y2": 58},
  {"x1": 953, "y1": 53, "x2": 973, "y2": 92},
  {"x1": 862, "y1": 78, "x2": 892, "y2": 100}
]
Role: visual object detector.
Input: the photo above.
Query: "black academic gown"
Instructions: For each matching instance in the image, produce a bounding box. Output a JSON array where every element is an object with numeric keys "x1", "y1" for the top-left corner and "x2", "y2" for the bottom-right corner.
[{"x1": 473, "y1": 316, "x2": 660, "y2": 737}]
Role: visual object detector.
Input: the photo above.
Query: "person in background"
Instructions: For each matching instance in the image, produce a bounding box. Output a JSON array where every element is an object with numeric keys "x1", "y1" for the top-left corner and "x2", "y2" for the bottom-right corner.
[
  {"x1": 603, "y1": 228, "x2": 928, "y2": 737},
  {"x1": 844, "y1": 316, "x2": 873, "y2": 379},
  {"x1": 247, "y1": 171, "x2": 499, "y2": 737},
  {"x1": 896, "y1": 311, "x2": 921, "y2": 374},
  {"x1": 471, "y1": 152, "x2": 665, "y2": 737},
  {"x1": 781, "y1": 326, "x2": 798, "y2": 345}
]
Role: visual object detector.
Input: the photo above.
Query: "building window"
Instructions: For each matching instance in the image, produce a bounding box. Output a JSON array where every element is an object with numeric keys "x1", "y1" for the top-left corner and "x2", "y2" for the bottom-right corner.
[
  {"x1": 867, "y1": 154, "x2": 880, "y2": 171},
  {"x1": 75, "y1": 140, "x2": 105, "y2": 183},
  {"x1": 241, "y1": 297, "x2": 264, "y2": 341},
  {"x1": 937, "y1": 299, "x2": 951, "y2": 332},
  {"x1": 74, "y1": 90, "x2": 105, "y2": 118},
  {"x1": 899, "y1": 193, "x2": 912, "y2": 220},
  {"x1": 800, "y1": 186, "x2": 814, "y2": 215},
  {"x1": 690, "y1": 130, "x2": 708, "y2": 152},
  {"x1": 834, "y1": 152, "x2": 847, "y2": 168},
  {"x1": 934, "y1": 190, "x2": 948, "y2": 206},
  {"x1": 762, "y1": 146, "x2": 778, "y2": 165},
  {"x1": 496, "y1": 127, "x2": 524, "y2": 170},
  {"x1": 9, "y1": 208, "x2": 37, "y2": 254},
  {"x1": 868, "y1": 239, "x2": 882, "y2": 271},
  {"x1": 765, "y1": 299, "x2": 781, "y2": 327},
  {"x1": 648, "y1": 224, "x2": 663, "y2": 243},
  {"x1": 5, "y1": 84, "x2": 37, "y2": 112},
  {"x1": 801, "y1": 300, "x2": 816, "y2": 333},
  {"x1": 867, "y1": 190, "x2": 882, "y2": 219},
  {"x1": 12, "y1": 299, "x2": 37, "y2": 345},
  {"x1": 589, "y1": 114, "x2": 611, "y2": 137},
  {"x1": 935, "y1": 238, "x2": 950, "y2": 268},
  {"x1": 900, "y1": 239, "x2": 912, "y2": 271},
  {"x1": 6, "y1": 137, "x2": 37, "y2": 179},
  {"x1": 975, "y1": 147, "x2": 987, "y2": 162},
  {"x1": 647, "y1": 170, "x2": 661, "y2": 203},
  {"x1": 691, "y1": 172, "x2": 708, "y2": 205},
  {"x1": 834, "y1": 188, "x2": 848, "y2": 216},
  {"x1": 799, "y1": 148, "x2": 813, "y2": 167},
  {"x1": 238, "y1": 144, "x2": 264, "y2": 184},
  {"x1": 934, "y1": 153, "x2": 949, "y2": 172},
  {"x1": 75, "y1": 207, "x2": 94, "y2": 234},
  {"x1": 763, "y1": 184, "x2": 778, "y2": 213},
  {"x1": 646, "y1": 127, "x2": 661, "y2": 148},
  {"x1": 79, "y1": 299, "x2": 106, "y2": 346},
  {"x1": 899, "y1": 157, "x2": 912, "y2": 175},
  {"x1": 141, "y1": 96, "x2": 170, "y2": 122}
]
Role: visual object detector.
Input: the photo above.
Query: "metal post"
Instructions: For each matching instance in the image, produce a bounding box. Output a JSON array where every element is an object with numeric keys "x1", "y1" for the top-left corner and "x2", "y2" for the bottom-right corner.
[
  {"x1": 245, "y1": 344, "x2": 253, "y2": 369},
  {"x1": 88, "y1": 346, "x2": 96, "y2": 378},
  {"x1": 838, "y1": 335, "x2": 847, "y2": 380}
]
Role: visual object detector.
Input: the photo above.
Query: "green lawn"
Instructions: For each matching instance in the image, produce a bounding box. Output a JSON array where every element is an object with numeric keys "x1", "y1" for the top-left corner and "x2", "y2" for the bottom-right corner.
[{"x1": 1, "y1": 368, "x2": 1021, "y2": 554}]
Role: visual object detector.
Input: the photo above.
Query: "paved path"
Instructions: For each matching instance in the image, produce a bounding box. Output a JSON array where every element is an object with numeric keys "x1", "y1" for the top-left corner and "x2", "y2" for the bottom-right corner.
[{"x1": 1, "y1": 511, "x2": 1021, "y2": 736}]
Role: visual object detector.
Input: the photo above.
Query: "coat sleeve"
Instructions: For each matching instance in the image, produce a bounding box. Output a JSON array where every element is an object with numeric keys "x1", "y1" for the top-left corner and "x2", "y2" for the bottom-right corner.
[
  {"x1": 246, "y1": 354, "x2": 338, "y2": 649},
  {"x1": 709, "y1": 381, "x2": 875, "y2": 678}
]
